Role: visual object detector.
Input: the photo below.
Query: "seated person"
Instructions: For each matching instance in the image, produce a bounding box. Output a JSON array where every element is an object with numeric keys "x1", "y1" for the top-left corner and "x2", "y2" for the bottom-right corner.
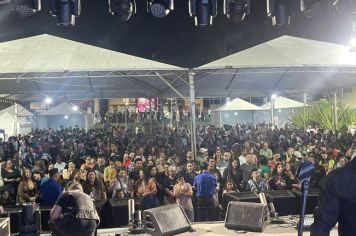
[
  {"x1": 246, "y1": 168, "x2": 267, "y2": 192},
  {"x1": 0, "y1": 189, "x2": 15, "y2": 206},
  {"x1": 49, "y1": 182, "x2": 100, "y2": 236}
]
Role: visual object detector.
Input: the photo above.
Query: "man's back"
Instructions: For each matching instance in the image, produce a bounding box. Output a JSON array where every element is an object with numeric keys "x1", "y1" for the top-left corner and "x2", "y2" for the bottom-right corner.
[
  {"x1": 311, "y1": 158, "x2": 356, "y2": 236},
  {"x1": 40, "y1": 178, "x2": 63, "y2": 205}
]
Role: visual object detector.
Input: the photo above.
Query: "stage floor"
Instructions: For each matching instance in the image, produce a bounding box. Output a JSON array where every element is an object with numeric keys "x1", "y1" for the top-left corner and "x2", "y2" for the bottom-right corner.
[{"x1": 40, "y1": 220, "x2": 339, "y2": 236}]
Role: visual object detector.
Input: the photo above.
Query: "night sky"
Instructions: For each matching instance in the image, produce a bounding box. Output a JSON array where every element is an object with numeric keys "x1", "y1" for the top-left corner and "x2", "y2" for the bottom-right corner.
[{"x1": 0, "y1": 0, "x2": 354, "y2": 68}]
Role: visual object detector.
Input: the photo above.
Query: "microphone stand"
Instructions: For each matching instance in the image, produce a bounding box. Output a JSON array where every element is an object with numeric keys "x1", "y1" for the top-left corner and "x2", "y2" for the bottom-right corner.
[{"x1": 298, "y1": 176, "x2": 310, "y2": 236}]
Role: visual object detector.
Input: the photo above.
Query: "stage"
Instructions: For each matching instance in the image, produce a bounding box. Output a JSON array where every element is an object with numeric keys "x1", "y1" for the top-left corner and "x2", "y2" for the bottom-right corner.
[{"x1": 40, "y1": 219, "x2": 339, "y2": 236}]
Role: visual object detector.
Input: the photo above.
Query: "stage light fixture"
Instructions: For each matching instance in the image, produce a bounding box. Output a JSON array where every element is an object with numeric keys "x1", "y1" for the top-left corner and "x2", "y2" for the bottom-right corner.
[
  {"x1": 266, "y1": 0, "x2": 290, "y2": 26},
  {"x1": 44, "y1": 97, "x2": 53, "y2": 104},
  {"x1": 50, "y1": 0, "x2": 81, "y2": 27},
  {"x1": 300, "y1": 0, "x2": 323, "y2": 18},
  {"x1": 189, "y1": 0, "x2": 217, "y2": 27},
  {"x1": 147, "y1": 0, "x2": 174, "y2": 18},
  {"x1": 224, "y1": 0, "x2": 250, "y2": 22},
  {"x1": 14, "y1": 0, "x2": 41, "y2": 18},
  {"x1": 109, "y1": 0, "x2": 136, "y2": 21},
  {"x1": 72, "y1": 105, "x2": 78, "y2": 111}
]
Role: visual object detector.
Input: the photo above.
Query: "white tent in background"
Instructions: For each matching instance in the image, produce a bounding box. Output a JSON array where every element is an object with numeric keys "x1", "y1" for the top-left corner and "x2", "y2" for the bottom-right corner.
[
  {"x1": 261, "y1": 96, "x2": 306, "y2": 109},
  {"x1": 259, "y1": 96, "x2": 308, "y2": 127},
  {"x1": 37, "y1": 102, "x2": 94, "y2": 130},
  {"x1": 0, "y1": 104, "x2": 35, "y2": 138},
  {"x1": 211, "y1": 98, "x2": 263, "y2": 126}
]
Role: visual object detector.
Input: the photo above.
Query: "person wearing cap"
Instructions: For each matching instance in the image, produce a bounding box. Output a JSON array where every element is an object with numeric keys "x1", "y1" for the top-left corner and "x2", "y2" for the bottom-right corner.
[
  {"x1": 193, "y1": 162, "x2": 217, "y2": 221},
  {"x1": 174, "y1": 172, "x2": 194, "y2": 222},
  {"x1": 40, "y1": 168, "x2": 63, "y2": 205}
]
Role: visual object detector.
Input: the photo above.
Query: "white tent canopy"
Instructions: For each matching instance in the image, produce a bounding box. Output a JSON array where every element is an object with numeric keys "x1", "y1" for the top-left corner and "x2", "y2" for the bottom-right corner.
[
  {"x1": 260, "y1": 96, "x2": 307, "y2": 109},
  {"x1": 0, "y1": 34, "x2": 187, "y2": 101},
  {"x1": 39, "y1": 102, "x2": 86, "y2": 116},
  {"x1": 214, "y1": 98, "x2": 263, "y2": 111},
  {"x1": 0, "y1": 104, "x2": 35, "y2": 137},
  {"x1": 37, "y1": 102, "x2": 94, "y2": 130},
  {"x1": 193, "y1": 36, "x2": 356, "y2": 98}
]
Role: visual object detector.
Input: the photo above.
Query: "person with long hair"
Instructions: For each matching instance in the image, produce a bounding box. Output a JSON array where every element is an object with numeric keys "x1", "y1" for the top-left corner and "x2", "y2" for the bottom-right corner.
[
  {"x1": 1, "y1": 159, "x2": 21, "y2": 198},
  {"x1": 17, "y1": 168, "x2": 39, "y2": 204},
  {"x1": 82, "y1": 170, "x2": 106, "y2": 201},
  {"x1": 222, "y1": 157, "x2": 243, "y2": 191},
  {"x1": 110, "y1": 169, "x2": 133, "y2": 199},
  {"x1": 267, "y1": 163, "x2": 292, "y2": 190},
  {"x1": 134, "y1": 169, "x2": 159, "y2": 210}
]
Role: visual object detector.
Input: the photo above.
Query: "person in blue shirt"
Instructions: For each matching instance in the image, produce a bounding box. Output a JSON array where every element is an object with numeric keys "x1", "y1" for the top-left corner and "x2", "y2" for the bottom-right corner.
[
  {"x1": 193, "y1": 162, "x2": 217, "y2": 221},
  {"x1": 40, "y1": 168, "x2": 63, "y2": 206}
]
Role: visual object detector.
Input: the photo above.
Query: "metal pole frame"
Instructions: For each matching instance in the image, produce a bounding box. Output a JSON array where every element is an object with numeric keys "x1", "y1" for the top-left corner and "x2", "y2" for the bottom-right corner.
[
  {"x1": 189, "y1": 70, "x2": 197, "y2": 161},
  {"x1": 333, "y1": 91, "x2": 338, "y2": 132}
]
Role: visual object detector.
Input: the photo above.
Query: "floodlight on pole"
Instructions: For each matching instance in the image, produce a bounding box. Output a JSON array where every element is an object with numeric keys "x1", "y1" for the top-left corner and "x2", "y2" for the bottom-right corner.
[
  {"x1": 44, "y1": 97, "x2": 53, "y2": 104},
  {"x1": 72, "y1": 105, "x2": 78, "y2": 111}
]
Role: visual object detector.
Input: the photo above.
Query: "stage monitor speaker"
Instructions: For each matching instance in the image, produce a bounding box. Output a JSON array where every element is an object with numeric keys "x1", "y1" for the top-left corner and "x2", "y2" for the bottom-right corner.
[
  {"x1": 264, "y1": 190, "x2": 298, "y2": 216},
  {"x1": 225, "y1": 201, "x2": 268, "y2": 232},
  {"x1": 292, "y1": 188, "x2": 319, "y2": 215},
  {"x1": 143, "y1": 204, "x2": 191, "y2": 236},
  {"x1": 222, "y1": 191, "x2": 260, "y2": 213},
  {"x1": 108, "y1": 198, "x2": 141, "y2": 227}
]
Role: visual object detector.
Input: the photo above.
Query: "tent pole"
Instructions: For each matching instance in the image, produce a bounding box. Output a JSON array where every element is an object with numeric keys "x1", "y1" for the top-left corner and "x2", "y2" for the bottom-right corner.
[
  {"x1": 303, "y1": 93, "x2": 307, "y2": 132},
  {"x1": 333, "y1": 91, "x2": 338, "y2": 132},
  {"x1": 220, "y1": 111, "x2": 222, "y2": 127},
  {"x1": 271, "y1": 100, "x2": 275, "y2": 129},
  {"x1": 189, "y1": 70, "x2": 197, "y2": 161},
  {"x1": 160, "y1": 97, "x2": 164, "y2": 135},
  {"x1": 14, "y1": 102, "x2": 18, "y2": 136}
]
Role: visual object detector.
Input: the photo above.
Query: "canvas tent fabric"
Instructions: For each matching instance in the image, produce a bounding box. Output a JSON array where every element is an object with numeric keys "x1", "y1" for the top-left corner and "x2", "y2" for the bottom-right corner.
[
  {"x1": 37, "y1": 102, "x2": 94, "y2": 130},
  {"x1": 260, "y1": 96, "x2": 306, "y2": 109},
  {"x1": 0, "y1": 34, "x2": 187, "y2": 101},
  {"x1": 214, "y1": 98, "x2": 263, "y2": 111},
  {"x1": 193, "y1": 36, "x2": 356, "y2": 98},
  {"x1": 211, "y1": 98, "x2": 264, "y2": 126},
  {"x1": 0, "y1": 104, "x2": 35, "y2": 138}
]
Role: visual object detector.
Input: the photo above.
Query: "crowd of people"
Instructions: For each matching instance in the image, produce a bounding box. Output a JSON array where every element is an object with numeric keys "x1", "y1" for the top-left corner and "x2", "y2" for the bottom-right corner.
[{"x1": 0, "y1": 123, "x2": 354, "y2": 222}]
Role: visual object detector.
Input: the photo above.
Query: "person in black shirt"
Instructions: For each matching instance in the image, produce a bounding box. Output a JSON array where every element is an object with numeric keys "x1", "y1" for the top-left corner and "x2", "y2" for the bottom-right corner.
[{"x1": 311, "y1": 157, "x2": 356, "y2": 236}]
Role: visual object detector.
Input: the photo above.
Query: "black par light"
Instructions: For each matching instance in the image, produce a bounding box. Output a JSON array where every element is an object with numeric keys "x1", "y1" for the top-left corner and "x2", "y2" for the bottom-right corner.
[
  {"x1": 189, "y1": 0, "x2": 217, "y2": 27},
  {"x1": 14, "y1": 0, "x2": 41, "y2": 17},
  {"x1": 224, "y1": 0, "x2": 250, "y2": 21},
  {"x1": 109, "y1": 0, "x2": 136, "y2": 21},
  {"x1": 147, "y1": 0, "x2": 174, "y2": 18},
  {"x1": 267, "y1": 0, "x2": 290, "y2": 26},
  {"x1": 50, "y1": 0, "x2": 81, "y2": 27}
]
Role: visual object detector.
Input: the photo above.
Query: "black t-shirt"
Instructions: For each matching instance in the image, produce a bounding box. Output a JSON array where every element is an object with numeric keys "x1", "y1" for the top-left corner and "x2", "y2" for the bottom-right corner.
[{"x1": 56, "y1": 192, "x2": 77, "y2": 215}]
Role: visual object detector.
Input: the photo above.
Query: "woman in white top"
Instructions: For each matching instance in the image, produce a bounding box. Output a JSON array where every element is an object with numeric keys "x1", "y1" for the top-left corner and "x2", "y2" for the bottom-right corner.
[{"x1": 110, "y1": 169, "x2": 133, "y2": 199}]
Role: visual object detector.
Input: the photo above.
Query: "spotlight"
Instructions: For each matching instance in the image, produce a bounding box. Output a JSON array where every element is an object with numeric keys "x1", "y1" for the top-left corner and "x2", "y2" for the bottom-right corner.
[
  {"x1": 271, "y1": 94, "x2": 278, "y2": 100},
  {"x1": 147, "y1": 0, "x2": 174, "y2": 18},
  {"x1": 189, "y1": 0, "x2": 217, "y2": 27},
  {"x1": 72, "y1": 105, "x2": 78, "y2": 111},
  {"x1": 224, "y1": 0, "x2": 250, "y2": 21},
  {"x1": 50, "y1": 0, "x2": 81, "y2": 27},
  {"x1": 14, "y1": 0, "x2": 41, "y2": 18},
  {"x1": 64, "y1": 115, "x2": 68, "y2": 119},
  {"x1": 44, "y1": 97, "x2": 52, "y2": 104},
  {"x1": 266, "y1": 0, "x2": 290, "y2": 26},
  {"x1": 300, "y1": 0, "x2": 323, "y2": 18},
  {"x1": 109, "y1": 0, "x2": 136, "y2": 21}
]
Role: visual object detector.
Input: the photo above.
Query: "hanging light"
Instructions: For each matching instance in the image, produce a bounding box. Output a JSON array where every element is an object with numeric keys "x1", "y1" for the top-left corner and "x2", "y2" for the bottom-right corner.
[
  {"x1": 50, "y1": 0, "x2": 81, "y2": 27},
  {"x1": 300, "y1": 0, "x2": 323, "y2": 18},
  {"x1": 72, "y1": 105, "x2": 78, "y2": 111},
  {"x1": 189, "y1": 0, "x2": 217, "y2": 27},
  {"x1": 224, "y1": 0, "x2": 250, "y2": 21},
  {"x1": 147, "y1": 0, "x2": 174, "y2": 18},
  {"x1": 109, "y1": 0, "x2": 136, "y2": 21},
  {"x1": 266, "y1": 0, "x2": 290, "y2": 26},
  {"x1": 44, "y1": 97, "x2": 53, "y2": 105},
  {"x1": 14, "y1": 0, "x2": 41, "y2": 17}
]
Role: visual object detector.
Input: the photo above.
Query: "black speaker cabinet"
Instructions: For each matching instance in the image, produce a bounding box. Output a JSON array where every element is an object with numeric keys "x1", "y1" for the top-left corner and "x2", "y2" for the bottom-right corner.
[
  {"x1": 264, "y1": 190, "x2": 298, "y2": 216},
  {"x1": 222, "y1": 192, "x2": 260, "y2": 213},
  {"x1": 225, "y1": 201, "x2": 268, "y2": 232},
  {"x1": 292, "y1": 188, "x2": 319, "y2": 215},
  {"x1": 108, "y1": 198, "x2": 141, "y2": 227},
  {"x1": 143, "y1": 204, "x2": 191, "y2": 236}
]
